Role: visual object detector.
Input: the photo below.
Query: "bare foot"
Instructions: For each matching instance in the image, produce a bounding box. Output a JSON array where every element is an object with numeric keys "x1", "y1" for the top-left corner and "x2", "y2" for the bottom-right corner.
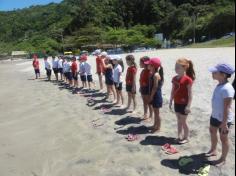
[
  {"x1": 205, "y1": 151, "x2": 217, "y2": 157},
  {"x1": 210, "y1": 158, "x2": 226, "y2": 167},
  {"x1": 178, "y1": 139, "x2": 189, "y2": 145}
]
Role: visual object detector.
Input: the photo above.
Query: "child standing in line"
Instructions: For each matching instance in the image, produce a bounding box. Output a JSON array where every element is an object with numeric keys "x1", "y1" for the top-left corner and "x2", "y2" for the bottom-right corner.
[
  {"x1": 125, "y1": 55, "x2": 137, "y2": 113},
  {"x1": 95, "y1": 50, "x2": 105, "y2": 91},
  {"x1": 52, "y1": 56, "x2": 59, "y2": 81},
  {"x1": 101, "y1": 55, "x2": 116, "y2": 102},
  {"x1": 58, "y1": 56, "x2": 64, "y2": 81},
  {"x1": 112, "y1": 55, "x2": 125, "y2": 107},
  {"x1": 83, "y1": 55, "x2": 95, "y2": 90},
  {"x1": 79, "y1": 56, "x2": 87, "y2": 89},
  {"x1": 62, "y1": 57, "x2": 68, "y2": 82},
  {"x1": 145, "y1": 58, "x2": 164, "y2": 133},
  {"x1": 169, "y1": 58, "x2": 196, "y2": 144},
  {"x1": 32, "y1": 55, "x2": 40, "y2": 79},
  {"x1": 71, "y1": 56, "x2": 79, "y2": 89},
  {"x1": 44, "y1": 56, "x2": 52, "y2": 81},
  {"x1": 65, "y1": 57, "x2": 73, "y2": 86},
  {"x1": 206, "y1": 63, "x2": 235, "y2": 167},
  {"x1": 140, "y1": 56, "x2": 153, "y2": 121}
]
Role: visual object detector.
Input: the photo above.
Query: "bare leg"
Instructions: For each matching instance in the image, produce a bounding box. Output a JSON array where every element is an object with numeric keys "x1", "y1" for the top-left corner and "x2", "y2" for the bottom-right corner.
[
  {"x1": 127, "y1": 92, "x2": 132, "y2": 110},
  {"x1": 132, "y1": 94, "x2": 137, "y2": 112},
  {"x1": 206, "y1": 126, "x2": 218, "y2": 157},
  {"x1": 98, "y1": 74, "x2": 103, "y2": 90},
  {"x1": 142, "y1": 95, "x2": 148, "y2": 119},
  {"x1": 152, "y1": 108, "x2": 161, "y2": 133},
  {"x1": 176, "y1": 113, "x2": 183, "y2": 140}
]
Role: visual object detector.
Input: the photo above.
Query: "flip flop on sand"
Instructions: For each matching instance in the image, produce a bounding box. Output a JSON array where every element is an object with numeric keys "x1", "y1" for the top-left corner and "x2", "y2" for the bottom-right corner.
[
  {"x1": 198, "y1": 165, "x2": 210, "y2": 176},
  {"x1": 178, "y1": 157, "x2": 194, "y2": 167},
  {"x1": 165, "y1": 146, "x2": 179, "y2": 155},
  {"x1": 101, "y1": 107, "x2": 112, "y2": 113},
  {"x1": 126, "y1": 134, "x2": 139, "y2": 142},
  {"x1": 161, "y1": 143, "x2": 171, "y2": 151}
]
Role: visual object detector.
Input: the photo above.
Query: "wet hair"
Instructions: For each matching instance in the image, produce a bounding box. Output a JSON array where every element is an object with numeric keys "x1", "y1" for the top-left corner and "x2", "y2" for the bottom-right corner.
[
  {"x1": 177, "y1": 58, "x2": 196, "y2": 81},
  {"x1": 126, "y1": 55, "x2": 137, "y2": 68}
]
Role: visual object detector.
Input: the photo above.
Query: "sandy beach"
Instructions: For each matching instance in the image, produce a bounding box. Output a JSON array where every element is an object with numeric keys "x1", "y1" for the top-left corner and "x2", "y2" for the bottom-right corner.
[{"x1": 0, "y1": 48, "x2": 235, "y2": 176}]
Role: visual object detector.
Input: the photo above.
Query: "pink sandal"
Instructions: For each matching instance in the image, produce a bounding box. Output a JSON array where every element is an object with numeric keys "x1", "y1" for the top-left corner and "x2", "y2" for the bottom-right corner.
[
  {"x1": 126, "y1": 134, "x2": 139, "y2": 142},
  {"x1": 165, "y1": 146, "x2": 179, "y2": 155}
]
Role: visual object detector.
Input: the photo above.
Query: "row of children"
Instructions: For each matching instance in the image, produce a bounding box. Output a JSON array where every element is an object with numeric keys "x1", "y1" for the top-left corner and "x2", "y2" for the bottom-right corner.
[
  {"x1": 33, "y1": 51, "x2": 235, "y2": 166},
  {"x1": 94, "y1": 50, "x2": 235, "y2": 166}
]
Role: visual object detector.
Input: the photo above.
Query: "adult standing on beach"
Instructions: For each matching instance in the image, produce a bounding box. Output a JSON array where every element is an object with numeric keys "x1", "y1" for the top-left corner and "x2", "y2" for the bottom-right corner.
[
  {"x1": 52, "y1": 56, "x2": 59, "y2": 81},
  {"x1": 32, "y1": 55, "x2": 40, "y2": 79}
]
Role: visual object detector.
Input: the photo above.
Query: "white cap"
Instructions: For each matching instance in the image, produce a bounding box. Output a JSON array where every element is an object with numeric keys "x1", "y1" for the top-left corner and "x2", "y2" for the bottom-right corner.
[
  {"x1": 111, "y1": 55, "x2": 122, "y2": 61},
  {"x1": 100, "y1": 51, "x2": 108, "y2": 57},
  {"x1": 94, "y1": 49, "x2": 101, "y2": 55}
]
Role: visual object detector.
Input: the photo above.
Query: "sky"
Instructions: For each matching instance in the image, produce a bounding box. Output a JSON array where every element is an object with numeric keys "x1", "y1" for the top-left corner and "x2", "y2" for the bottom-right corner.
[{"x1": 0, "y1": 0, "x2": 62, "y2": 11}]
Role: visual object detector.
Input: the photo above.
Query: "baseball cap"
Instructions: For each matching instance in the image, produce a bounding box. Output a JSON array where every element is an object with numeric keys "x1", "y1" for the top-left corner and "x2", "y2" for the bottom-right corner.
[
  {"x1": 100, "y1": 51, "x2": 108, "y2": 57},
  {"x1": 209, "y1": 63, "x2": 235, "y2": 75},
  {"x1": 144, "y1": 57, "x2": 161, "y2": 68},
  {"x1": 94, "y1": 49, "x2": 101, "y2": 56},
  {"x1": 111, "y1": 55, "x2": 122, "y2": 61}
]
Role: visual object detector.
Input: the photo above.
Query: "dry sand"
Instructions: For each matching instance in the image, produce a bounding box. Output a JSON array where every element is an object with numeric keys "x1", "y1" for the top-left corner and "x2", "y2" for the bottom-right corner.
[{"x1": 0, "y1": 48, "x2": 235, "y2": 176}]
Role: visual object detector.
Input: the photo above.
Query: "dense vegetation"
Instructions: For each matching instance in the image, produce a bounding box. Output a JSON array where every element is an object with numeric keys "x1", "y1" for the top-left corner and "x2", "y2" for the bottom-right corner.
[{"x1": 0, "y1": 0, "x2": 235, "y2": 54}]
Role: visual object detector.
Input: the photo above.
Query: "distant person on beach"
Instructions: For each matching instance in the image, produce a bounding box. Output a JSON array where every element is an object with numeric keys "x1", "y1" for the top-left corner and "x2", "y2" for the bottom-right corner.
[
  {"x1": 79, "y1": 56, "x2": 87, "y2": 89},
  {"x1": 112, "y1": 55, "x2": 125, "y2": 107},
  {"x1": 71, "y1": 56, "x2": 79, "y2": 89},
  {"x1": 44, "y1": 56, "x2": 51, "y2": 81},
  {"x1": 206, "y1": 63, "x2": 235, "y2": 167},
  {"x1": 140, "y1": 56, "x2": 153, "y2": 121},
  {"x1": 102, "y1": 55, "x2": 117, "y2": 102},
  {"x1": 125, "y1": 55, "x2": 137, "y2": 113},
  {"x1": 32, "y1": 55, "x2": 40, "y2": 79},
  {"x1": 95, "y1": 50, "x2": 105, "y2": 92},
  {"x1": 66, "y1": 57, "x2": 73, "y2": 86},
  {"x1": 52, "y1": 56, "x2": 59, "y2": 81},
  {"x1": 145, "y1": 58, "x2": 164, "y2": 133},
  {"x1": 62, "y1": 57, "x2": 68, "y2": 82},
  {"x1": 58, "y1": 56, "x2": 64, "y2": 81},
  {"x1": 169, "y1": 58, "x2": 196, "y2": 144}
]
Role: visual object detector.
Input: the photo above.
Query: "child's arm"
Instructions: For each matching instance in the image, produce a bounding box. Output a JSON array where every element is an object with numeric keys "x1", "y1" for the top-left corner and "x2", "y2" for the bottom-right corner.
[
  {"x1": 185, "y1": 84, "x2": 193, "y2": 114},
  {"x1": 169, "y1": 83, "x2": 175, "y2": 109},
  {"x1": 150, "y1": 73, "x2": 160, "y2": 102},
  {"x1": 220, "y1": 98, "x2": 233, "y2": 133},
  {"x1": 101, "y1": 59, "x2": 112, "y2": 69}
]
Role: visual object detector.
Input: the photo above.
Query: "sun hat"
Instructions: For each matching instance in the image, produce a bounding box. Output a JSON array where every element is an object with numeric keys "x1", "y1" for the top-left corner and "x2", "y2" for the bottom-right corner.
[
  {"x1": 209, "y1": 63, "x2": 235, "y2": 75},
  {"x1": 144, "y1": 57, "x2": 161, "y2": 68}
]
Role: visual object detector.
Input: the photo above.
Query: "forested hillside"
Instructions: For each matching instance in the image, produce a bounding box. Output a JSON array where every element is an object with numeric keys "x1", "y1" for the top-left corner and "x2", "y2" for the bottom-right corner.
[{"x1": 0, "y1": 0, "x2": 235, "y2": 54}]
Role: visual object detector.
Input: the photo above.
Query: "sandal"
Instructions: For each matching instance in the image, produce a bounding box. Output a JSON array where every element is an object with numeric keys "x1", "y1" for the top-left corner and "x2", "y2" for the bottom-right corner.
[
  {"x1": 162, "y1": 143, "x2": 171, "y2": 151},
  {"x1": 165, "y1": 146, "x2": 179, "y2": 155},
  {"x1": 126, "y1": 134, "x2": 139, "y2": 142}
]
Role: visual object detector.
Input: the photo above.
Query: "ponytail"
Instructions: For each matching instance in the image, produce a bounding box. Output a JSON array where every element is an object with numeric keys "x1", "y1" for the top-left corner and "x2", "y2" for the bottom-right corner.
[
  {"x1": 159, "y1": 66, "x2": 164, "y2": 84},
  {"x1": 186, "y1": 60, "x2": 196, "y2": 81},
  {"x1": 177, "y1": 58, "x2": 196, "y2": 81},
  {"x1": 119, "y1": 60, "x2": 125, "y2": 72}
]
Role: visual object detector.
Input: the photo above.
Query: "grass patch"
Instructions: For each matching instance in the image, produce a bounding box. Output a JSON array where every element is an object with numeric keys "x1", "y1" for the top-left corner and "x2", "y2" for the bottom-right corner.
[{"x1": 187, "y1": 36, "x2": 235, "y2": 48}]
